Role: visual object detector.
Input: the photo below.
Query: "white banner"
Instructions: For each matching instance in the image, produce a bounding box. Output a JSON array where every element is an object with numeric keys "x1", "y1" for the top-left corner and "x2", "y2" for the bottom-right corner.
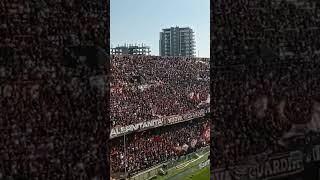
[
  {"x1": 212, "y1": 151, "x2": 304, "y2": 180},
  {"x1": 305, "y1": 144, "x2": 320, "y2": 163},
  {"x1": 199, "y1": 160, "x2": 210, "y2": 169},
  {"x1": 110, "y1": 108, "x2": 210, "y2": 138},
  {"x1": 248, "y1": 151, "x2": 304, "y2": 180},
  {"x1": 110, "y1": 118, "x2": 165, "y2": 138},
  {"x1": 212, "y1": 168, "x2": 233, "y2": 180}
]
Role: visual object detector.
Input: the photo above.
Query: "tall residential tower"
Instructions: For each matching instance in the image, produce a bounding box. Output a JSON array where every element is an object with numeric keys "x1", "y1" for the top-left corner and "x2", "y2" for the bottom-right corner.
[{"x1": 159, "y1": 26, "x2": 195, "y2": 57}]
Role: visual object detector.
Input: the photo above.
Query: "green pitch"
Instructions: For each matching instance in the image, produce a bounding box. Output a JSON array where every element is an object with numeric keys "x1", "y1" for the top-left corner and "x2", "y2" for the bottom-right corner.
[
  {"x1": 182, "y1": 165, "x2": 210, "y2": 180},
  {"x1": 156, "y1": 151, "x2": 209, "y2": 180}
]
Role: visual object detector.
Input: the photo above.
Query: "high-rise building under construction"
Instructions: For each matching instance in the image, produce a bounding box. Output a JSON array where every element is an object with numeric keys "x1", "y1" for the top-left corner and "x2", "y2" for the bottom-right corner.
[{"x1": 159, "y1": 26, "x2": 195, "y2": 57}]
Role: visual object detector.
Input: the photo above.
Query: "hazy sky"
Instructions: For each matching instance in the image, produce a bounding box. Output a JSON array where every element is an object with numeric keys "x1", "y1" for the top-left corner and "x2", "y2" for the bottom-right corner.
[{"x1": 110, "y1": 0, "x2": 210, "y2": 58}]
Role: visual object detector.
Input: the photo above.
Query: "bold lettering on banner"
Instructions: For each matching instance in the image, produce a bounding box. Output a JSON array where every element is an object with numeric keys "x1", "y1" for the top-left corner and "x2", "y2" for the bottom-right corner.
[
  {"x1": 212, "y1": 172, "x2": 223, "y2": 180},
  {"x1": 182, "y1": 110, "x2": 204, "y2": 121},
  {"x1": 120, "y1": 126, "x2": 126, "y2": 133},
  {"x1": 142, "y1": 121, "x2": 148, "y2": 129},
  {"x1": 132, "y1": 123, "x2": 139, "y2": 131},
  {"x1": 287, "y1": 158, "x2": 293, "y2": 171},
  {"x1": 143, "y1": 120, "x2": 154, "y2": 128},
  {"x1": 110, "y1": 128, "x2": 118, "y2": 137},
  {"x1": 273, "y1": 159, "x2": 280, "y2": 174},
  {"x1": 265, "y1": 161, "x2": 272, "y2": 176},
  {"x1": 198, "y1": 160, "x2": 210, "y2": 169},
  {"x1": 280, "y1": 158, "x2": 288, "y2": 172},
  {"x1": 257, "y1": 165, "x2": 264, "y2": 178},
  {"x1": 248, "y1": 167, "x2": 255, "y2": 178},
  {"x1": 292, "y1": 158, "x2": 302, "y2": 170},
  {"x1": 249, "y1": 153, "x2": 303, "y2": 179},
  {"x1": 157, "y1": 119, "x2": 164, "y2": 126},
  {"x1": 167, "y1": 116, "x2": 183, "y2": 124},
  {"x1": 212, "y1": 170, "x2": 232, "y2": 180},
  {"x1": 110, "y1": 109, "x2": 207, "y2": 138},
  {"x1": 313, "y1": 145, "x2": 320, "y2": 161}
]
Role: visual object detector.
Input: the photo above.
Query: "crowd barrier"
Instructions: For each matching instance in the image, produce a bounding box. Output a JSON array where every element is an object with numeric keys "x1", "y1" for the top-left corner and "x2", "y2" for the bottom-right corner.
[
  {"x1": 212, "y1": 133, "x2": 320, "y2": 180},
  {"x1": 127, "y1": 146, "x2": 210, "y2": 180}
]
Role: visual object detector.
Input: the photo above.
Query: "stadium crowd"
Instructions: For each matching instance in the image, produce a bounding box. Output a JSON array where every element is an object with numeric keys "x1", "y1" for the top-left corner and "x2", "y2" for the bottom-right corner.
[
  {"x1": 1, "y1": 63, "x2": 107, "y2": 179},
  {"x1": 211, "y1": 0, "x2": 320, "y2": 168},
  {"x1": 1, "y1": 0, "x2": 109, "y2": 179},
  {"x1": 212, "y1": 0, "x2": 320, "y2": 66},
  {"x1": 111, "y1": 55, "x2": 210, "y2": 128},
  {"x1": 110, "y1": 55, "x2": 210, "y2": 177},
  {"x1": 212, "y1": 64, "x2": 312, "y2": 167},
  {"x1": 110, "y1": 118, "x2": 210, "y2": 175}
]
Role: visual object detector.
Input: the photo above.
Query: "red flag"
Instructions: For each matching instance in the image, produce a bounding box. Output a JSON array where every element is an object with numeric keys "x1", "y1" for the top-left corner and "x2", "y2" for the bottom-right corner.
[
  {"x1": 153, "y1": 136, "x2": 162, "y2": 142},
  {"x1": 134, "y1": 132, "x2": 140, "y2": 140},
  {"x1": 202, "y1": 126, "x2": 210, "y2": 142}
]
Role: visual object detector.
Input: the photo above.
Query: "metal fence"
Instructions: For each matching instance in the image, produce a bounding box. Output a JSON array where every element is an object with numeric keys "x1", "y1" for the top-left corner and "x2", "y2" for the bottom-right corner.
[
  {"x1": 129, "y1": 163, "x2": 163, "y2": 180},
  {"x1": 128, "y1": 146, "x2": 210, "y2": 180},
  {"x1": 166, "y1": 146, "x2": 210, "y2": 170}
]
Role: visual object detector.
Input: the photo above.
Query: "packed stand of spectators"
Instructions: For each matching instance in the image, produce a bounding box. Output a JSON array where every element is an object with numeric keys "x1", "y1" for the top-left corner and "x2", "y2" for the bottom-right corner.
[
  {"x1": 0, "y1": 1, "x2": 109, "y2": 179},
  {"x1": 211, "y1": 63, "x2": 320, "y2": 168},
  {"x1": 110, "y1": 117, "x2": 210, "y2": 175},
  {"x1": 211, "y1": 0, "x2": 320, "y2": 66},
  {"x1": 1, "y1": 63, "x2": 108, "y2": 179},
  {"x1": 211, "y1": 0, "x2": 320, "y2": 170},
  {"x1": 111, "y1": 55, "x2": 210, "y2": 128}
]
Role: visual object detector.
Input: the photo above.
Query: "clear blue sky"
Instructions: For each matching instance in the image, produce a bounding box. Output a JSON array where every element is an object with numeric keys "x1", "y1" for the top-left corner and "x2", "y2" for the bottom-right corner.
[{"x1": 110, "y1": 0, "x2": 210, "y2": 58}]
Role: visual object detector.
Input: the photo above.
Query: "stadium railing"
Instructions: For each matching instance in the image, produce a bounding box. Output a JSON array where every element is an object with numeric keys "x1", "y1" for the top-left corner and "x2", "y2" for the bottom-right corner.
[
  {"x1": 129, "y1": 163, "x2": 164, "y2": 180},
  {"x1": 129, "y1": 146, "x2": 210, "y2": 180},
  {"x1": 166, "y1": 146, "x2": 209, "y2": 169}
]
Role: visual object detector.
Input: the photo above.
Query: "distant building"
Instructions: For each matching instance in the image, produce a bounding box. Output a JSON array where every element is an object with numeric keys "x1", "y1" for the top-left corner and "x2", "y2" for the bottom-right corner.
[
  {"x1": 159, "y1": 26, "x2": 195, "y2": 57},
  {"x1": 111, "y1": 44, "x2": 151, "y2": 55}
]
